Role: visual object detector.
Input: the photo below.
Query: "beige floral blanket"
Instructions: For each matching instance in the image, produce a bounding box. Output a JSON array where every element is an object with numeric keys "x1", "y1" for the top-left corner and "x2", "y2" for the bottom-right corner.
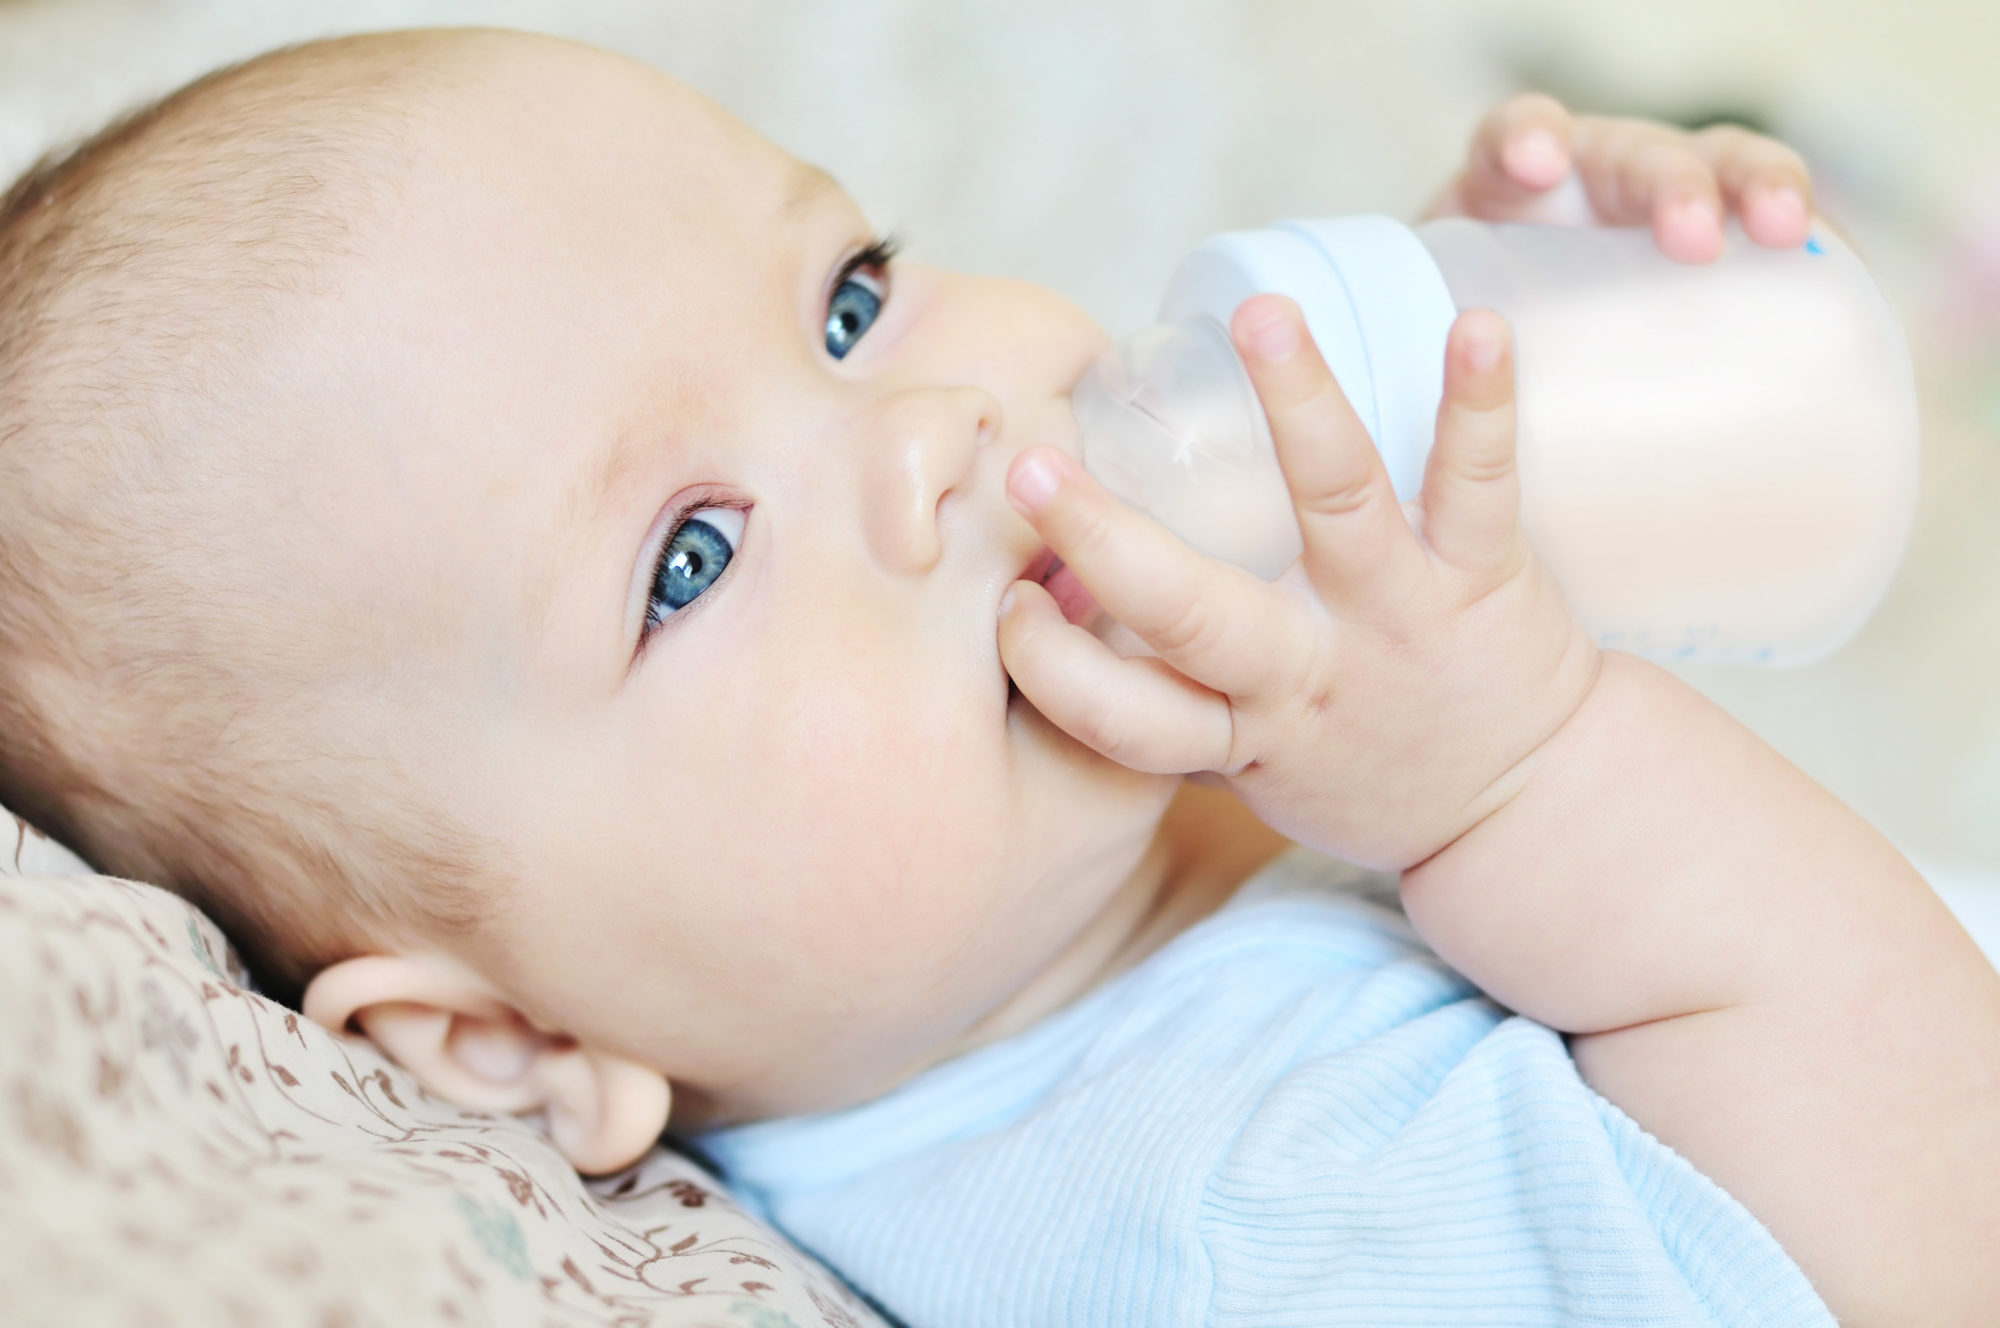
[{"x1": 0, "y1": 814, "x2": 886, "y2": 1328}]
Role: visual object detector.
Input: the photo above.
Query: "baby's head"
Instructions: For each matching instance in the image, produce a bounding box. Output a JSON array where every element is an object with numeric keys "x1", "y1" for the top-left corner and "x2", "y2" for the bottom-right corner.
[
  {"x1": 0, "y1": 32, "x2": 493, "y2": 982},
  {"x1": 0, "y1": 29, "x2": 1176, "y2": 1165}
]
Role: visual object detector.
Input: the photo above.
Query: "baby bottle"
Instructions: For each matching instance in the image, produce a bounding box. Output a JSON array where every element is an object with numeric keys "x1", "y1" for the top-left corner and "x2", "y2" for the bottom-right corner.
[{"x1": 1069, "y1": 215, "x2": 1920, "y2": 666}]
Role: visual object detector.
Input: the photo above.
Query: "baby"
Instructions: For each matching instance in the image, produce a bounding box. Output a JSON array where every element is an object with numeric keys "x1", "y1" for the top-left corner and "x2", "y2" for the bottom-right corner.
[{"x1": 1, "y1": 28, "x2": 1995, "y2": 1327}]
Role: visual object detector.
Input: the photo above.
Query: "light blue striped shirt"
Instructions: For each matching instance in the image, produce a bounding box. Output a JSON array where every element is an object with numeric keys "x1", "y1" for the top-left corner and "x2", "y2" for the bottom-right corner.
[{"x1": 701, "y1": 850, "x2": 1832, "y2": 1327}]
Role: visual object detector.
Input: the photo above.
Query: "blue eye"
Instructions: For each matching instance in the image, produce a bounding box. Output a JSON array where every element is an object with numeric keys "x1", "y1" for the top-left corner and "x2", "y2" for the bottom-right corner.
[
  {"x1": 825, "y1": 269, "x2": 884, "y2": 360},
  {"x1": 645, "y1": 507, "x2": 744, "y2": 633}
]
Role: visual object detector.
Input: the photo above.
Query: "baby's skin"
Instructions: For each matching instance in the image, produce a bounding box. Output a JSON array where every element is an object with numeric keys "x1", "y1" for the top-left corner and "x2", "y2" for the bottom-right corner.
[{"x1": 262, "y1": 35, "x2": 2000, "y2": 1324}]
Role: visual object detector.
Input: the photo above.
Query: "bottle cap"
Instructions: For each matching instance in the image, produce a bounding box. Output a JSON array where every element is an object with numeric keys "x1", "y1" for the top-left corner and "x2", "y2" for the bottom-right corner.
[{"x1": 1159, "y1": 214, "x2": 1457, "y2": 501}]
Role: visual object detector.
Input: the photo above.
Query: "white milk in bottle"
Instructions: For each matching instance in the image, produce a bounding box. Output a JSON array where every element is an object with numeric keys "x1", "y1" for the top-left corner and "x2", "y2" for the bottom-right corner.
[{"x1": 1069, "y1": 215, "x2": 1919, "y2": 665}]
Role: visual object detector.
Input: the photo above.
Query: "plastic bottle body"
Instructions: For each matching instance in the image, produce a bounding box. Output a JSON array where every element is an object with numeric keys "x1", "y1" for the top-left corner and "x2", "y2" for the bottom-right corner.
[
  {"x1": 1414, "y1": 219, "x2": 1919, "y2": 665},
  {"x1": 1072, "y1": 216, "x2": 1920, "y2": 666}
]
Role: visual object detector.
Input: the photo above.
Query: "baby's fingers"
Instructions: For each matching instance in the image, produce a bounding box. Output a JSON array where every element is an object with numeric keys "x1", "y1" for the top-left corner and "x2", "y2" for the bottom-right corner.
[
  {"x1": 1690, "y1": 123, "x2": 1813, "y2": 247},
  {"x1": 1004, "y1": 445, "x2": 1303, "y2": 699},
  {"x1": 1569, "y1": 117, "x2": 1726, "y2": 262},
  {"x1": 998, "y1": 579, "x2": 1234, "y2": 774},
  {"x1": 1233, "y1": 295, "x2": 1428, "y2": 618},
  {"x1": 1452, "y1": 92, "x2": 1577, "y2": 218},
  {"x1": 1419, "y1": 311, "x2": 1527, "y2": 580}
]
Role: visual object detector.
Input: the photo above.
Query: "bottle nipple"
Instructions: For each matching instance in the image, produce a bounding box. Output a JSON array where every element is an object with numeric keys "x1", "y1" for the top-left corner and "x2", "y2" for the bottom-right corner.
[{"x1": 1070, "y1": 317, "x2": 1302, "y2": 580}]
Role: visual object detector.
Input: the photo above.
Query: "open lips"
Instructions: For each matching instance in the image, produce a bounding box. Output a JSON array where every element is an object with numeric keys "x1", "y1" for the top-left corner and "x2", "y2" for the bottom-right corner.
[{"x1": 1019, "y1": 546, "x2": 1098, "y2": 627}]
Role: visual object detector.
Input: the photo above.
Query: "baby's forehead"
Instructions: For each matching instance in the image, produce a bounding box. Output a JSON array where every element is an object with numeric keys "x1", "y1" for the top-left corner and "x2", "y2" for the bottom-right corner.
[
  {"x1": 415, "y1": 36, "x2": 803, "y2": 227},
  {"x1": 347, "y1": 41, "x2": 821, "y2": 386}
]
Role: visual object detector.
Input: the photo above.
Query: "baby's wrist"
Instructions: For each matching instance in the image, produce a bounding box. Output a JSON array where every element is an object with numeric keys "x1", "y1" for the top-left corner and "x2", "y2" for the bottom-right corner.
[{"x1": 1411, "y1": 632, "x2": 1607, "y2": 874}]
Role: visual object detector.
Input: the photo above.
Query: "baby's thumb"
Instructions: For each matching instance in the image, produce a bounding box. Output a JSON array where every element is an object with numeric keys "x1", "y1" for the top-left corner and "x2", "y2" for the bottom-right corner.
[{"x1": 998, "y1": 581, "x2": 1234, "y2": 775}]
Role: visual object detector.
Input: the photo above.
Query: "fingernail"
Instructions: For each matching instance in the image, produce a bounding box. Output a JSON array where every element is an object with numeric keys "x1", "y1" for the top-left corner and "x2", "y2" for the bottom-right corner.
[
  {"x1": 1508, "y1": 129, "x2": 1564, "y2": 181},
  {"x1": 1754, "y1": 184, "x2": 1807, "y2": 232},
  {"x1": 1463, "y1": 318, "x2": 1503, "y2": 372},
  {"x1": 998, "y1": 584, "x2": 1017, "y2": 618},
  {"x1": 1008, "y1": 450, "x2": 1066, "y2": 515},
  {"x1": 1675, "y1": 195, "x2": 1720, "y2": 230},
  {"x1": 1241, "y1": 305, "x2": 1298, "y2": 362}
]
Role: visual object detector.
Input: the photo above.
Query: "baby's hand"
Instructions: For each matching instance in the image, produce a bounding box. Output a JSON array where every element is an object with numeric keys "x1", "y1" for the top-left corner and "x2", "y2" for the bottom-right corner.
[
  {"x1": 999, "y1": 301, "x2": 1599, "y2": 870},
  {"x1": 1428, "y1": 92, "x2": 1814, "y2": 263}
]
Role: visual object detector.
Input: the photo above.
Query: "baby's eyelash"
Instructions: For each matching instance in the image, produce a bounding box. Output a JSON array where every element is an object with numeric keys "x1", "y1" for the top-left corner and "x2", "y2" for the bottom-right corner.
[{"x1": 837, "y1": 233, "x2": 902, "y2": 286}]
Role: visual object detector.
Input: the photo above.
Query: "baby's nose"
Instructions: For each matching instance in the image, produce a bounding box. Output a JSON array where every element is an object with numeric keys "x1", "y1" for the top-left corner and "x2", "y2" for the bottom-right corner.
[{"x1": 861, "y1": 385, "x2": 1001, "y2": 574}]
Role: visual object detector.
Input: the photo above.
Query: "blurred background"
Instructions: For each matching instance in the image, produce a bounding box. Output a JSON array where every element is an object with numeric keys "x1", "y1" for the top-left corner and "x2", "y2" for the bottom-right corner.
[{"x1": 2, "y1": 0, "x2": 1996, "y2": 885}]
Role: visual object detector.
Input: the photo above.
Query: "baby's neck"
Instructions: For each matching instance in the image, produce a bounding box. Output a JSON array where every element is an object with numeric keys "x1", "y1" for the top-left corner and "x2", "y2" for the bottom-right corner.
[{"x1": 909, "y1": 782, "x2": 1292, "y2": 1071}]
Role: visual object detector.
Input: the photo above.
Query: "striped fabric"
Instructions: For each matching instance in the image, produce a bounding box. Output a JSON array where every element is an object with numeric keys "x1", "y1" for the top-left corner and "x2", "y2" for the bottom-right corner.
[{"x1": 701, "y1": 850, "x2": 1832, "y2": 1327}]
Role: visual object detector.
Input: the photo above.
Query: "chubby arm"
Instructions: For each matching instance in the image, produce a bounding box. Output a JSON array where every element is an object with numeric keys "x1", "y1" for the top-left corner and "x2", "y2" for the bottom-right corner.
[
  {"x1": 999, "y1": 298, "x2": 2000, "y2": 1323},
  {"x1": 997, "y1": 100, "x2": 2000, "y2": 1320},
  {"x1": 1403, "y1": 652, "x2": 2000, "y2": 1325}
]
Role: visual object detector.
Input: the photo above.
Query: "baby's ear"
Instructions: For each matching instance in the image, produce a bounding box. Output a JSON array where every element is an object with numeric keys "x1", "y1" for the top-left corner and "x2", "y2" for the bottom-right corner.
[{"x1": 302, "y1": 954, "x2": 669, "y2": 1175}]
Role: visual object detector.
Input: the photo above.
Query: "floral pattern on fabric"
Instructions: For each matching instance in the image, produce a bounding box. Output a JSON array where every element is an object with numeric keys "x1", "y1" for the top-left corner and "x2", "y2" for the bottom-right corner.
[{"x1": 0, "y1": 826, "x2": 886, "y2": 1328}]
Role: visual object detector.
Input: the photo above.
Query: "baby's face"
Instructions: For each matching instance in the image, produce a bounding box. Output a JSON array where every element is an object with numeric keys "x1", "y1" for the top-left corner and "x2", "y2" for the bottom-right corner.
[{"x1": 277, "y1": 37, "x2": 1175, "y2": 1119}]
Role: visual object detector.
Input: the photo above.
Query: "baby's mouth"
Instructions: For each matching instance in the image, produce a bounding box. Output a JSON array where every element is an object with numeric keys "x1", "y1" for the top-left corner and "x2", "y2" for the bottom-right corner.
[
  {"x1": 1005, "y1": 549, "x2": 1102, "y2": 711},
  {"x1": 1022, "y1": 548, "x2": 1098, "y2": 629}
]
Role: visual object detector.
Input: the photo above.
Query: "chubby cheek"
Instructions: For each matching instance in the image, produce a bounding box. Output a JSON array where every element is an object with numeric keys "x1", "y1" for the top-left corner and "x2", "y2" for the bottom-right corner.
[
  {"x1": 541, "y1": 571, "x2": 1167, "y2": 1096},
  {"x1": 488, "y1": 657, "x2": 1014, "y2": 1085},
  {"x1": 728, "y1": 657, "x2": 1014, "y2": 994}
]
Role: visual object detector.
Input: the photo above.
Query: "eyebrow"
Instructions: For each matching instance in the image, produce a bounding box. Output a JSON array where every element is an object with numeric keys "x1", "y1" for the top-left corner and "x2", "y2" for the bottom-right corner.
[
  {"x1": 573, "y1": 171, "x2": 838, "y2": 523},
  {"x1": 785, "y1": 162, "x2": 842, "y2": 217},
  {"x1": 581, "y1": 165, "x2": 840, "y2": 509}
]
